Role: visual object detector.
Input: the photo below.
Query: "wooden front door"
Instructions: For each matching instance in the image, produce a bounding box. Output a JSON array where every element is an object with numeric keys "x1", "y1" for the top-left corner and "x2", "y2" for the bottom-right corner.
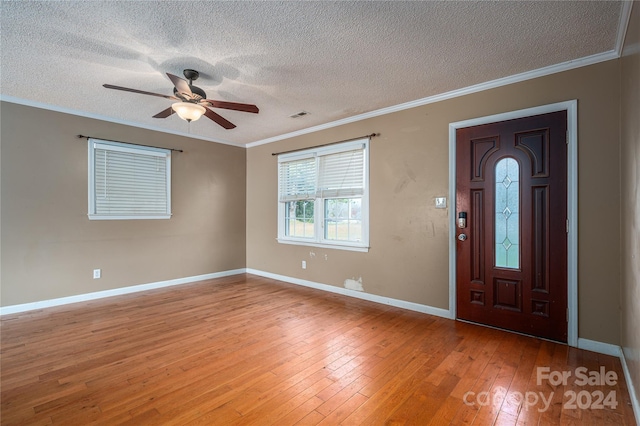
[{"x1": 456, "y1": 111, "x2": 568, "y2": 342}]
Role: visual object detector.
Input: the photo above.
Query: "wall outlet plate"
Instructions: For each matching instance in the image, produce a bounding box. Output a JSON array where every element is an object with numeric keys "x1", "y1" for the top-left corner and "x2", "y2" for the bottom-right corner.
[
  {"x1": 435, "y1": 197, "x2": 447, "y2": 209},
  {"x1": 93, "y1": 269, "x2": 101, "y2": 279}
]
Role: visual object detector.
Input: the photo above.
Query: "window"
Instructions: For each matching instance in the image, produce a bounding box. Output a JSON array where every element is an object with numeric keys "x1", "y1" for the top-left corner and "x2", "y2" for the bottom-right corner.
[
  {"x1": 277, "y1": 139, "x2": 369, "y2": 251},
  {"x1": 88, "y1": 139, "x2": 171, "y2": 220}
]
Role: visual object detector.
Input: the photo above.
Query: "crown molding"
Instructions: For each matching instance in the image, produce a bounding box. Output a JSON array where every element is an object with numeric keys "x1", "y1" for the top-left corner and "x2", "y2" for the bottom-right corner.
[
  {"x1": 3, "y1": 0, "x2": 631, "y2": 152},
  {"x1": 247, "y1": 2, "x2": 633, "y2": 148},
  {"x1": 247, "y1": 49, "x2": 618, "y2": 148},
  {"x1": 616, "y1": 1, "x2": 635, "y2": 57},
  {"x1": 0, "y1": 95, "x2": 244, "y2": 148}
]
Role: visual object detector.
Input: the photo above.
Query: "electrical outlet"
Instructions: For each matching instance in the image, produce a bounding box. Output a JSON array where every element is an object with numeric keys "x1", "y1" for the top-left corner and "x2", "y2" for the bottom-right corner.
[
  {"x1": 93, "y1": 269, "x2": 101, "y2": 279},
  {"x1": 301, "y1": 261, "x2": 307, "y2": 269}
]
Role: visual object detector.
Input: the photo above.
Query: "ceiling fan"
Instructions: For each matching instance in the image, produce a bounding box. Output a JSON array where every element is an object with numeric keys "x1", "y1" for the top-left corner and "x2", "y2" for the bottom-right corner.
[{"x1": 103, "y1": 69, "x2": 259, "y2": 129}]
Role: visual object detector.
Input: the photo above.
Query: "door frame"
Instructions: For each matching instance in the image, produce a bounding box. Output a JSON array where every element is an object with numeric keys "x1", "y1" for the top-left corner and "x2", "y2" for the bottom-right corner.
[{"x1": 448, "y1": 100, "x2": 578, "y2": 347}]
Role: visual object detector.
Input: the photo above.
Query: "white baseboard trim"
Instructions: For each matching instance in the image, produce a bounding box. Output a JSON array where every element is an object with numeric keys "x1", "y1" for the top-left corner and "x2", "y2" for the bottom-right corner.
[
  {"x1": 620, "y1": 347, "x2": 640, "y2": 425},
  {"x1": 577, "y1": 338, "x2": 622, "y2": 357},
  {"x1": 246, "y1": 268, "x2": 453, "y2": 319},
  {"x1": 0, "y1": 269, "x2": 247, "y2": 316}
]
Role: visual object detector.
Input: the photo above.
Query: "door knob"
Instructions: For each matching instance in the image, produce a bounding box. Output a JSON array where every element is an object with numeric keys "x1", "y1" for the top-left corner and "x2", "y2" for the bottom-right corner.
[{"x1": 458, "y1": 233, "x2": 467, "y2": 241}]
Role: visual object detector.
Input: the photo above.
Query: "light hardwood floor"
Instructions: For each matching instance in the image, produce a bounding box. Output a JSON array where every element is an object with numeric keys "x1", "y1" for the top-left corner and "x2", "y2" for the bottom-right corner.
[{"x1": 1, "y1": 274, "x2": 636, "y2": 425}]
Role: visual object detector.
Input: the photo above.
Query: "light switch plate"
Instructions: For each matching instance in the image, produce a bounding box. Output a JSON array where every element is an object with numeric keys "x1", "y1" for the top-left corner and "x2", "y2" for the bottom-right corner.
[{"x1": 435, "y1": 197, "x2": 447, "y2": 209}]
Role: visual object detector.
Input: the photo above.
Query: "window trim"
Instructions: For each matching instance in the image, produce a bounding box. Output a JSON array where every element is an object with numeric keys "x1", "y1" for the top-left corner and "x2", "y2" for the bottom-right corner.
[
  {"x1": 88, "y1": 139, "x2": 172, "y2": 220},
  {"x1": 277, "y1": 138, "x2": 369, "y2": 252}
]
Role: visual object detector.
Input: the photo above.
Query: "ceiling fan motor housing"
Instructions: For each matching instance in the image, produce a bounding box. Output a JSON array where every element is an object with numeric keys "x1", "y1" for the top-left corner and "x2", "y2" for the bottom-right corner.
[
  {"x1": 173, "y1": 69, "x2": 207, "y2": 101},
  {"x1": 173, "y1": 84, "x2": 206, "y2": 101}
]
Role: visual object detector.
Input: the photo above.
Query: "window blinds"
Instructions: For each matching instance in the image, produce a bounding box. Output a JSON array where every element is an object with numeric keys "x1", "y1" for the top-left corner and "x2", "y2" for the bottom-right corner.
[
  {"x1": 89, "y1": 139, "x2": 171, "y2": 219},
  {"x1": 278, "y1": 157, "x2": 316, "y2": 202},
  {"x1": 317, "y1": 149, "x2": 364, "y2": 198},
  {"x1": 278, "y1": 141, "x2": 365, "y2": 202}
]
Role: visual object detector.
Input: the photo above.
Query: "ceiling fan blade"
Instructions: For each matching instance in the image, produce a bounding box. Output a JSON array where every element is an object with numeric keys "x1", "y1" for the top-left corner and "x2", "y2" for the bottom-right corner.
[
  {"x1": 166, "y1": 73, "x2": 192, "y2": 98},
  {"x1": 103, "y1": 84, "x2": 178, "y2": 100},
  {"x1": 204, "y1": 108, "x2": 236, "y2": 129},
  {"x1": 204, "y1": 100, "x2": 259, "y2": 114},
  {"x1": 152, "y1": 106, "x2": 175, "y2": 119}
]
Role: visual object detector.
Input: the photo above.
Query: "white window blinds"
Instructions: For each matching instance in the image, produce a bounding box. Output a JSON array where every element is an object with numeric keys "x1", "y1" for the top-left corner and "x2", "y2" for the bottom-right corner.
[
  {"x1": 278, "y1": 141, "x2": 366, "y2": 202},
  {"x1": 88, "y1": 139, "x2": 171, "y2": 220},
  {"x1": 278, "y1": 157, "x2": 316, "y2": 202},
  {"x1": 317, "y1": 149, "x2": 364, "y2": 198}
]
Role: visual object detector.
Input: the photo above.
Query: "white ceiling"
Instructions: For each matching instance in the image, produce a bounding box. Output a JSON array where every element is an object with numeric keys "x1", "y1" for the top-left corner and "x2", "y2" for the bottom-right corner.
[{"x1": 0, "y1": 1, "x2": 631, "y2": 147}]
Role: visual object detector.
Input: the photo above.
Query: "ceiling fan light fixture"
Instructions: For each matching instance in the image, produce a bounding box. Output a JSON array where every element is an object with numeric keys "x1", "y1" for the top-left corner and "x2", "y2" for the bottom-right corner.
[{"x1": 172, "y1": 102, "x2": 206, "y2": 122}]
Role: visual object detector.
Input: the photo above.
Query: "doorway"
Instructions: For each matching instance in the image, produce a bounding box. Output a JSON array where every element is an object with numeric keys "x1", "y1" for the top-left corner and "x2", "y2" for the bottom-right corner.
[{"x1": 448, "y1": 101, "x2": 578, "y2": 345}]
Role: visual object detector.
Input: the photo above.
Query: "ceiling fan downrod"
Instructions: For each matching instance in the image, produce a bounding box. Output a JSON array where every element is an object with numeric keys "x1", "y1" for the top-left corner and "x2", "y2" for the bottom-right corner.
[{"x1": 183, "y1": 69, "x2": 199, "y2": 85}]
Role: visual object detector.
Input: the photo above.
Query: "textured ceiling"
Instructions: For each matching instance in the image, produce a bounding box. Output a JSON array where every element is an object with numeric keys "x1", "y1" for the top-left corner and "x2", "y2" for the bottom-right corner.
[{"x1": 0, "y1": 1, "x2": 629, "y2": 146}]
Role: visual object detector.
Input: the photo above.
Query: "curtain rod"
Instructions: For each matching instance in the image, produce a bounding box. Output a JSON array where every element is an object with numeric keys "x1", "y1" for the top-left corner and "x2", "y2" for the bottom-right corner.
[
  {"x1": 271, "y1": 133, "x2": 379, "y2": 156},
  {"x1": 77, "y1": 135, "x2": 184, "y2": 153}
]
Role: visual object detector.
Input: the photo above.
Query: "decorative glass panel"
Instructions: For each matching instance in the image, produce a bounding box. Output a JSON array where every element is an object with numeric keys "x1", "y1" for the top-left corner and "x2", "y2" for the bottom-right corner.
[{"x1": 495, "y1": 157, "x2": 519, "y2": 268}]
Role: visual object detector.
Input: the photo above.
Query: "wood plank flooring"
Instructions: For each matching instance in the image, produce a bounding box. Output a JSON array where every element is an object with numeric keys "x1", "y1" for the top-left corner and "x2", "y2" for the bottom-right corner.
[{"x1": 1, "y1": 274, "x2": 636, "y2": 425}]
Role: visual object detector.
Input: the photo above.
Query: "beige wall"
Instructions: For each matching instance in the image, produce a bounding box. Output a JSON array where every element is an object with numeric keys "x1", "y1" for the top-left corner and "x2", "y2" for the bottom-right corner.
[
  {"x1": 247, "y1": 60, "x2": 622, "y2": 345},
  {"x1": 620, "y1": 1, "x2": 640, "y2": 414},
  {"x1": 1, "y1": 102, "x2": 246, "y2": 306}
]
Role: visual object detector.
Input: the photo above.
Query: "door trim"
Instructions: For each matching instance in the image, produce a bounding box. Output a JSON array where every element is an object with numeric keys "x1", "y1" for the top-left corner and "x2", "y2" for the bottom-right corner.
[{"x1": 448, "y1": 100, "x2": 578, "y2": 346}]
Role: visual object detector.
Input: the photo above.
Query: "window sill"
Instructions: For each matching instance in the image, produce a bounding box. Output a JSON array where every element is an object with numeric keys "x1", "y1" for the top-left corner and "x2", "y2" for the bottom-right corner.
[
  {"x1": 277, "y1": 238, "x2": 369, "y2": 253},
  {"x1": 88, "y1": 214, "x2": 172, "y2": 220}
]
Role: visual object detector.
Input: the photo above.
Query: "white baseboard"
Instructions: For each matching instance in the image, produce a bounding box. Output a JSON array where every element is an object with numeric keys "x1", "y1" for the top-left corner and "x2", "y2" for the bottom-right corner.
[
  {"x1": 246, "y1": 268, "x2": 453, "y2": 319},
  {"x1": 620, "y1": 347, "x2": 640, "y2": 425},
  {"x1": 0, "y1": 269, "x2": 247, "y2": 316},
  {"x1": 577, "y1": 338, "x2": 622, "y2": 357},
  {"x1": 577, "y1": 337, "x2": 640, "y2": 422}
]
